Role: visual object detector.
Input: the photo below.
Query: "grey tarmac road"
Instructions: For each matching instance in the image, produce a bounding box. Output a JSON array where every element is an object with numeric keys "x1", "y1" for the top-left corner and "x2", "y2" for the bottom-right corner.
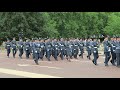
[{"x1": 0, "y1": 51, "x2": 120, "y2": 78}]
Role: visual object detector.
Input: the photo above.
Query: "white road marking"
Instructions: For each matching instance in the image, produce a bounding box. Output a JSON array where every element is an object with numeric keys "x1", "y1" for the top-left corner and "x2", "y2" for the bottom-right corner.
[
  {"x1": 0, "y1": 68, "x2": 62, "y2": 78},
  {"x1": 17, "y1": 64, "x2": 62, "y2": 69},
  {"x1": 71, "y1": 60, "x2": 80, "y2": 61},
  {"x1": 18, "y1": 64, "x2": 30, "y2": 66},
  {"x1": 39, "y1": 66, "x2": 62, "y2": 69}
]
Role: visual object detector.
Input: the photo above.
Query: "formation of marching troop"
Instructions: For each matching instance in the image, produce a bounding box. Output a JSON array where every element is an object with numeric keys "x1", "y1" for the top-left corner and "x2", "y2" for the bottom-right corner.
[
  {"x1": 5, "y1": 37, "x2": 100, "y2": 65},
  {"x1": 103, "y1": 36, "x2": 120, "y2": 67},
  {"x1": 4, "y1": 36, "x2": 120, "y2": 67}
]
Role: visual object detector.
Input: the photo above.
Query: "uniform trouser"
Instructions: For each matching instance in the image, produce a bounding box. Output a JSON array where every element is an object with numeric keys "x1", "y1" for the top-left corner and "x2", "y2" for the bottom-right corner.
[
  {"x1": 19, "y1": 49, "x2": 23, "y2": 57},
  {"x1": 7, "y1": 49, "x2": 11, "y2": 56},
  {"x1": 12, "y1": 48, "x2": 17, "y2": 57},
  {"x1": 64, "y1": 50, "x2": 67, "y2": 57},
  {"x1": 111, "y1": 52, "x2": 116, "y2": 64},
  {"x1": 87, "y1": 50, "x2": 91, "y2": 59},
  {"x1": 60, "y1": 50, "x2": 64, "y2": 60},
  {"x1": 32, "y1": 51, "x2": 35, "y2": 59},
  {"x1": 104, "y1": 52, "x2": 111, "y2": 64},
  {"x1": 46, "y1": 50, "x2": 51, "y2": 61},
  {"x1": 93, "y1": 52, "x2": 99, "y2": 64},
  {"x1": 40, "y1": 50, "x2": 44, "y2": 59},
  {"x1": 35, "y1": 53, "x2": 40, "y2": 60},
  {"x1": 52, "y1": 49, "x2": 54, "y2": 57},
  {"x1": 25, "y1": 50, "x2": 30, "y2": 58},
  {"x1": 66, "y1": 50, "x2": 72, "y2": 58},
  {"x1": 79, "y1": 49, "x2": 84, "y2": 58},
  {"x1": 73, "y1": 49, "x2": 78, "y2": 58},
  {"x1": 53, "y1": 50, "x2": 58, "y2": 60},
  {"x1": 116, "y1": 53, "x2": 120, "y2": 66},
  {"x1": 72, "y1": 49, "x2": 74, "y2": 57}
]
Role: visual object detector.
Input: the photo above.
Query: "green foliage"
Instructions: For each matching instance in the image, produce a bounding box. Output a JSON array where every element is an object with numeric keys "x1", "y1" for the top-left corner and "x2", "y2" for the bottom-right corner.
[
  {"x1": 104, "y1": 13, "x2": 120, "y2": 36},
  {"x1": 0, "y1": 12, "x2": 120, "y2": 44}
]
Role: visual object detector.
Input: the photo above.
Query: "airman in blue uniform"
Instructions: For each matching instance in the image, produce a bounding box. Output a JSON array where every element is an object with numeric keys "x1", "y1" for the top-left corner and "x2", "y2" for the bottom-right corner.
[
  {"x1": 110, "y1": 36, "x2": 116, "y2": 66},
  {"x1": 45, "y1": 39, "x2": 52, "y2": 61},
  {"x1": 11, "y1": 38, "x2": 17, "y2": 58},
  {"x1": 78, "y1": 39, "x2": 84, "y2": 58},
  {"x1": 24, "y1": 39, "x2": 31, "y2": 59},
  {"x1": 18, "y1": 39, "x2": 24, "y2": 59},
  {"x1": 115, "y1": 36, "x2": 120, "y2": 67},
  {"x1": 33, "y1": 38, "x2": 40, "y2": 65},
  {"x1": 92, "y1": 39, "x2": 99, "y2": 65},
  {"x1": 59, "y1": 38, "x2": 65, "y2": 60},
  {"x1": 86, "y1": 39, "x2": 92, "y2": 60},
  {"x1": 73, "y1": 39, "x2": 79, "y2": 59},
  {"x1": 52, "y1": 39, "x2": 59, "y2": 61},
  {"x1": 103, "y1": 37, "x2": 111, "y2": 66},
  {"x1": 39, "y1": 38, "x2": 45, "y2": 60},
  {"x1": 5, "y1": 39, "x2": 11, "y2": 58}
]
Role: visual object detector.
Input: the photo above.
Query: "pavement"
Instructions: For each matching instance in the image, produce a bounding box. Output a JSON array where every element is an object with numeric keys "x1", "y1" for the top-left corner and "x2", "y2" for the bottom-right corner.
[{"x1": 0, "y1": 50, "x2": 120, "y2": 78}]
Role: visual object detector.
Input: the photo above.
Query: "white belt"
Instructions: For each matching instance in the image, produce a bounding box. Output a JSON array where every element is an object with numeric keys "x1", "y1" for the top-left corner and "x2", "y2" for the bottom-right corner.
[
  {"x1": 41, "y1": 46, "x2": 44, "y2": 48},
  {"x1": 48, "y1": 45, "x2": 51, "y2": 47},
  {"x1": 89, "y1": 46, "x2": 91, "y2": 48},
  {"x1": 108, "y1": 48, "x2": 111, "y2": 51},
  {"x1": 94, "y1": 51, "x2": 96, "y2": 53}
]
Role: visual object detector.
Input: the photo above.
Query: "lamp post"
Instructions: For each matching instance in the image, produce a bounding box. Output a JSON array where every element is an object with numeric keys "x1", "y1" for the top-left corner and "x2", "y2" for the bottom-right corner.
[{"x1": 18, "y1": 29, "x2": 23, "y2": 40}]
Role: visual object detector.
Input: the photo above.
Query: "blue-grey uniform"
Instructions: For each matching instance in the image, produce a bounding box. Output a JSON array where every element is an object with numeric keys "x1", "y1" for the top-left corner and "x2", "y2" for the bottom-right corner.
[
  {"x1": 86, "y1": 40, "x2": 92, "y2": 60},
  {"x1": 73, "y1": 41, "x2": 79, "y2": 59},
  {"x1": 66, "y1": 41, "x2": 73, "y2": 59},
  {"x1": 11, "y1": 40, "x2": 17, "y2": 58},
  {"x1": 5, "y1": 41, "x2": 11, "y2": 57},
  {"x1": 59, "y1": 41, "x2": 65, "y2": 60},
  {"x1": 24, "y1": 41, "x2": 31, "y2": 59},
  {"x1": 18, "y1": 40, "x2": 24, "y2": 59},
  {"x1": 78, "y1": 40, "x2": 84, "y2": 58},
  {"x1": 92, "y1": 41, "x2": 99, "y2": 65},
  {"x1": 52, "y1": 41, "x2": 59, "y2": 61},
  {"x1": 29, "y1": 41, "x2": 33, "y2": 56},
  {"x1": 110, "y1": 40, "x2": 116, "y2": 66},
  {"x1": 115, "y1": 41, "x2": 120, "y2": 67},
  {"x1": 103, "y1": 40, "x2": 111, "y2": 66},
  {"x1": 33, "y1": 42, "x2": 40, "y2": 65},
  {"x1": 39, "y1": 42, "x2": 45, "y2": 60},
  {"x1": 70, "y1": 41, "x2": 74, "y2": 59},
  {"x1": 45, "y1": 41, "x2": 52, "y2": 61},
  {"x1": 31, "y1": 41, "x2": 35, "y2": 59},
  {"x1": 64, "y1": 40, "x2": 67, "y2": 57}
]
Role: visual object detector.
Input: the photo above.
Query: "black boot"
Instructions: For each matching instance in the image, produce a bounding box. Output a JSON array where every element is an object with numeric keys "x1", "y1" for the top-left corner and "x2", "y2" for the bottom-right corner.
[
  {"x1": 92, "y1": 60, "x2": 94, "y2": 64},
  {"x1": 105, "y1": 63, "x2": 108, "y2": 66},
  {"x1": 87, "y1": 56, "x2": 88, "y2": 58},
  {"x1": 13, "y1": 55, "x2": 15, "y2": 58},
  {"x1": 34, "y1": 60, "x2": 39, "y2": 65}
]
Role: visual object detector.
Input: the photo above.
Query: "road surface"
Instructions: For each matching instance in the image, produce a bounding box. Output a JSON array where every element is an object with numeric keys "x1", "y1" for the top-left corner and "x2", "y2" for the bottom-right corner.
[{"x1": 0, "y1": 51, "x2": 120, "y2": 78}]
